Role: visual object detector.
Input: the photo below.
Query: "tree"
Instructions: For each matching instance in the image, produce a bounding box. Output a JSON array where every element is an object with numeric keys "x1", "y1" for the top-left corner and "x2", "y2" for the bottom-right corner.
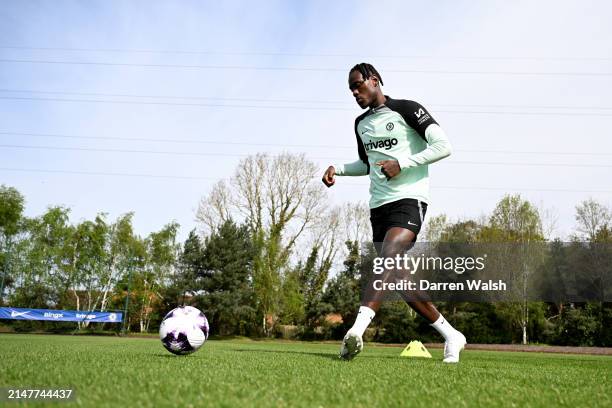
[
  {"x1": 195, "y1": 220, "x2": 256, "y2": 336},
  {"x1": 575, "y1": 198, "x2": 611, "y2": 240},
  {"x1": 486, "y1": 194, "x2": 544, "y2": 344},
  {"x1": 278, "y1": 267, "x2": 305, "y2": 326},
  {"x1": 13, "y1": 206, "x2": 73, "y2": 308},
  {"x1": 0, "y1": 185, "x2": 25, "y2": 304},
  {"x1": 176, "y1": 229, "x2": 205, "y2": 303},
  {"x1": 68, "y1": 216, "x2": 108, "y2": 327},
  {"x1": 295, "y1": 246, "x2": 330, "y2": 328},
  {"x1": 48, "y1": 213, "x2": 138, "y2": 329},
  {"x1": 196, "y1": 153, "x2": 327, "y2": 335},
  {"x1": 156, "y1": 230, "x2": 204, "y2": 327},
  {"x1": 338, "y1": 202, "x2": 371, "y2": 249},
  {"x1": 375, "y1": 302, "x2": 418, "y2": 343},
  {"x1": 296, "y1": 207, "x2": 347, "y2": 326},
  {"x1": 423, "y1": 214, "x2": 449, "y2": 243},
  {"x1": 319, "y1": 241, "x2": 363, "y2": 337},
  {"x1": 489, "y1": 194, "x2": 543, "y2": 241},
  {"x1": 0, "y1": 185, "x2": 24, "y2": 238},
  {"x1": 441, "y1": 220, "x2": 482, "y2": 243},
  {"x1": 136, "y1": 222, "x2": 180, "y2": 332},
  {"x1": 112, "y1": 235, "x2": 147, "y2": 333},
  {"x1": 99, "y1": 213, "x2": 138, "y2": 313}
]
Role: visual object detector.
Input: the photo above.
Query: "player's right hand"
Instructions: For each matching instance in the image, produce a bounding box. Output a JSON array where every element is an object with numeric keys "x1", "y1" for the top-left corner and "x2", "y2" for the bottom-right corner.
[{"x1": 322, "y1": 166, "x2": 336, "y2": 187}]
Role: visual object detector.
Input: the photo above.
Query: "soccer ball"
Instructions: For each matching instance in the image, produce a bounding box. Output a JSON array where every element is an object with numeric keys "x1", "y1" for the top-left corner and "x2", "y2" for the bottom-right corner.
[{"x1": 159, "y1": 306, "x2": 209, "y2": 355}]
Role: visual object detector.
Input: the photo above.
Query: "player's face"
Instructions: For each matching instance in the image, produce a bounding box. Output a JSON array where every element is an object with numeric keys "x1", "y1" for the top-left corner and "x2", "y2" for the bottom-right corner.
[{"x1": 348, "y1": 71, "x2": 378, "y2": 109}]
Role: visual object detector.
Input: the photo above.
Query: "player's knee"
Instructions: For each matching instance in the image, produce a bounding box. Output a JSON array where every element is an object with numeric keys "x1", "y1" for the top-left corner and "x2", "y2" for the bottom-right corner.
[{"x1": 380, "y1": 240, "x2": 414, "y2": 258}]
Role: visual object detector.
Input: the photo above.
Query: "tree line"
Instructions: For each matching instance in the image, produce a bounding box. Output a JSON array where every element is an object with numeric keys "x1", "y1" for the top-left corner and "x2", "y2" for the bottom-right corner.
[{"x1": 1, "y1": 153, "x2": 611, "y2": 346}]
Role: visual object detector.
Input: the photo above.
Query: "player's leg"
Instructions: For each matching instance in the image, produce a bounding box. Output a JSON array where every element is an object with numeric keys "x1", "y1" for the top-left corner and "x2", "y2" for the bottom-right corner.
[
  {"x1": 383, "y1": 226, "x2": 467, "y2": 362},
  {"x1": 340, "y1": 224, "x2": 417, "y2": 359},
  {"x1": 405, "y1": 299, "x2": 466, "y2": 363},
  {"x1": 339, "y1": 305, "x2": 376, "y2": 360},
  {"x1": 341, "y1": 201, "x2": 465, "y2": 362},
  {"x1": 340, "y1": 208, "x2": 422, "y2": 360},
  {"x1": 339, "y1": 213, "x2": 389, "y2": 360}
]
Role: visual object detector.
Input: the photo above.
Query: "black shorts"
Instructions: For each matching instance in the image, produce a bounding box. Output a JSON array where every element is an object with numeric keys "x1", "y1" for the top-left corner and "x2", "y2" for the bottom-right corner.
[{"x1": 370, "y1": 198, "x2": 428, "y2": 243}]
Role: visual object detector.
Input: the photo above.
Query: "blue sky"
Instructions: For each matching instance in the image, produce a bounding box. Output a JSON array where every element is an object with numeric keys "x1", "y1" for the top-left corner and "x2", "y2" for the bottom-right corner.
[{"x1": 1, "y1": 0, "x2": 611, "y2": 242}]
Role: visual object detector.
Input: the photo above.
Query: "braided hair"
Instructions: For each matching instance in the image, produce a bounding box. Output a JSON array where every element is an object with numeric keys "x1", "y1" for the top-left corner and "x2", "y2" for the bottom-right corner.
[{"x1": 349, "y1": 63, "x2": 384, "y2": 86}]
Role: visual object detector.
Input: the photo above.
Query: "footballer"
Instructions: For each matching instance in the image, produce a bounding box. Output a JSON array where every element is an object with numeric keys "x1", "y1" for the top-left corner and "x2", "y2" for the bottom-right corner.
[{"x1": 322, "y1": 63, "x2": 466, "y2": 363}]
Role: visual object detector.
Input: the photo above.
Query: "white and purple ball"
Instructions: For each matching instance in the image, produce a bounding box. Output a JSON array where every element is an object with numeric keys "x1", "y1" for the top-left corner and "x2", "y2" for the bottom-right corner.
[{"x1": 159, "y1": 306, "x2": 209, "y2": 355}]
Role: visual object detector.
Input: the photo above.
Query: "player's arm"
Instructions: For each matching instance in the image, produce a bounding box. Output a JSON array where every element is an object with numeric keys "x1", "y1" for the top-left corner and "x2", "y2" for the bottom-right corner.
[
  {"x1": 376, "y1": 100, "x2": 451, "y2": 179},
  {"x1": 322, "y1": 160, "x2": 368, "y2": 187},
  {"x1": 397, "y1": 123, "x2": 452, "y2": 170},
  {"x1": 334, "y1": 160, "x2": 369, "y2": 176},
  {"x1": 323, "y1": 115, "x2": 370, "y2": 187},
  {"x1": 395, "y1": 100, "x2": 451, "y2": 170}
]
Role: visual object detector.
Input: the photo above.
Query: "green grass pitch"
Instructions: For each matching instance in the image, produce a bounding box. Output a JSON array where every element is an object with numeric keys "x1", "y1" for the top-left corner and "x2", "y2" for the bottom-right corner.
[{"x1": 0, "y1": 334, "x2": 610, "y2": 407}]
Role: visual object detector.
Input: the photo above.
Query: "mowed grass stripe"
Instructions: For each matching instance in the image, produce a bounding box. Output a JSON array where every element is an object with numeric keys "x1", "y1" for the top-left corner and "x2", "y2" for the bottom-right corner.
[{"x1": 0, "y1": 334, "x2": 610, "y2": 408}]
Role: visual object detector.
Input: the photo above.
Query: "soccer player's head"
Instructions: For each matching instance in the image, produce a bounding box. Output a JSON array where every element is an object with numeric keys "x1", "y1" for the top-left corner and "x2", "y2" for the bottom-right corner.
[{"x1": 348, "y1": 63, "x2": 384, "y2": 109}]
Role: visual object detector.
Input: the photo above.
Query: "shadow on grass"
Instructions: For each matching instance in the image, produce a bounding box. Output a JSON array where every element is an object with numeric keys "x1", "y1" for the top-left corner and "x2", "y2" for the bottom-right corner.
[
  {"x1": 154, "y1": 353, "x2": 199, "y2": 358},
  {"x1": 230, "y1": 348, "x2": 399, "y2": 360}
]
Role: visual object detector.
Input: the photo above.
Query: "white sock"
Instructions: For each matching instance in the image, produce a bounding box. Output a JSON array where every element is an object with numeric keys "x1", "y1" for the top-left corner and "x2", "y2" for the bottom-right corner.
[
  {"x1": 348, "y1": 306, "x2": 376, "y2": 337},
  {"x1": 430, "y1": 314, "x2": 459, "y2": 341}
]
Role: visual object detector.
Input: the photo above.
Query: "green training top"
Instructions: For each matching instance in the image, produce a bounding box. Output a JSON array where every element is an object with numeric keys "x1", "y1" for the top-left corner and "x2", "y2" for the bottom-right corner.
[{"x1": 334, "y1": 96, "x2": 451, "y2": 208}]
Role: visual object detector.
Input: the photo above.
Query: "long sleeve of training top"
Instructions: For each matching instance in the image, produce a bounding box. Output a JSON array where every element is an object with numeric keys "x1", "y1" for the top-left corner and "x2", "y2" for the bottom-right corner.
[
  {"x1": 333, "y1": 159, "x2": 369, "y2": 176},
  {"x1": 397, "y1": 123, "x2": 452, "y2": 170}
]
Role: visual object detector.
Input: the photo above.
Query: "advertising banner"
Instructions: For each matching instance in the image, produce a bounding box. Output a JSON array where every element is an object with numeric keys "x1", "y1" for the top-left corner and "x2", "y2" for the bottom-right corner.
[{"x1": 0, "y1": 307, "x2": 122, "y2": 323}]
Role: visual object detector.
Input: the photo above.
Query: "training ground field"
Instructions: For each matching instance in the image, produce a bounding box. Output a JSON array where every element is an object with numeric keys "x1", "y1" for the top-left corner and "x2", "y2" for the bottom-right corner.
[{"x1": 0, "y1": 334, "x2": 610, "y2": 407}]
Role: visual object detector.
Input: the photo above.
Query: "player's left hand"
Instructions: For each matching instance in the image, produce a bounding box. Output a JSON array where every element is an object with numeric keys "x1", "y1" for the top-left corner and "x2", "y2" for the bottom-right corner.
[{"x1": 375, "y1": 160, "x2": 401, "y2": 179}]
